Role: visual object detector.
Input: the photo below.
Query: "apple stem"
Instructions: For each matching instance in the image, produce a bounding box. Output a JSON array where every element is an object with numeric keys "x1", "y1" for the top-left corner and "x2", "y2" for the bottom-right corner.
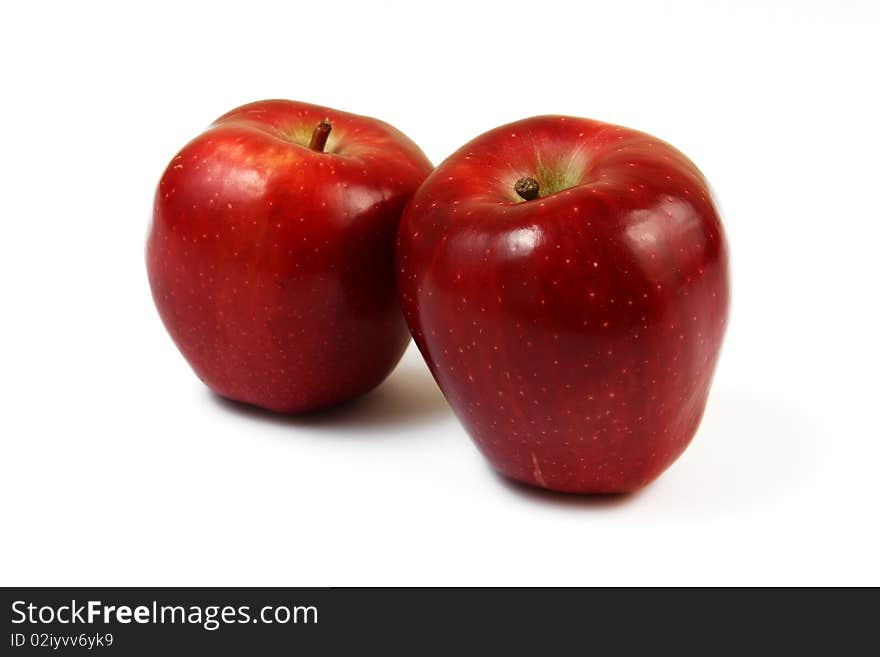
[
  {"x1": 515, "y1": 177, "x2": 540, "y2": 201},
  {"x1": 308, "y1": 118, "x2": 332, "y2": 152}
]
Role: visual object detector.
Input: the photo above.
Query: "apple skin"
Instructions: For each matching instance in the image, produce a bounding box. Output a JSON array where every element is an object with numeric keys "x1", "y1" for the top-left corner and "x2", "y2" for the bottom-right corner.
[
  {"x1": 397, "y1": 116, "x2": 729, "y2": 493},
  {"x1": 147, "y1": 100, "x2": 432, "y2": 413}
]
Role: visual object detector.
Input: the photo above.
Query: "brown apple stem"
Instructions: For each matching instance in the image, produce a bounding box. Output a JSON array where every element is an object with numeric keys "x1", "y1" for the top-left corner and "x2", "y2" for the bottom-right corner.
[
  {"x1": 308, "y1": 118, "x2": 332, "y2": 152},
  {"x1": 515, "y1": 177, "x2": 540, "y2": 201}
]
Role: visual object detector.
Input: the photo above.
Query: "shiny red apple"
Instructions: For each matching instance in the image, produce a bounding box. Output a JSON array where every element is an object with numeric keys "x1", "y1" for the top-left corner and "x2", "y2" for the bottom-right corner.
[
  {"x1": 397, "y1": 115, "x2": 729, "y2": 493},
  {"x1": 147, "y1": 100, "x2": 432, "y2": 413}
]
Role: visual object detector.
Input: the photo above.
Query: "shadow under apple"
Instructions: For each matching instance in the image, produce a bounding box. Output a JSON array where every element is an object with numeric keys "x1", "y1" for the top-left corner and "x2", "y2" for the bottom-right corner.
[
  {"x1": 658, "y1": 383, "x2": 828, "y2": 516},
  {"x1": 210, "y1": 350, "x2": 452, "y2": 433},
  {"x1": 485, "y1": 383, "x2": 826, "y2": 514}
]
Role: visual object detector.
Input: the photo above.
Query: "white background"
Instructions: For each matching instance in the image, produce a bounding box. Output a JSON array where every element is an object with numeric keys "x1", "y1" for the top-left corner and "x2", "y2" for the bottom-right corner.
[{"x1": 1, "y1": 0, "x2": 878, "y2": 586}]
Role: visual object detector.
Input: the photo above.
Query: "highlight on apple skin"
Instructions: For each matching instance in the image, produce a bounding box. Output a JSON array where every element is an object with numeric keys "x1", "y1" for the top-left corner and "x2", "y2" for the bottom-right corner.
[
  {"x1": 147, "y1": 100, "x2": 432, "y2": 413},
  {"x1": 397, "y1": 115, "x2": 729, "y2": 494}
]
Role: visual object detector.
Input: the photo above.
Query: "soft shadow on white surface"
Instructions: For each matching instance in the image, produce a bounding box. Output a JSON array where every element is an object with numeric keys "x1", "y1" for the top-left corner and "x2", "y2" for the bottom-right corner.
[
  {"x1": 485, "y1": 384, "x2": 826, "y2": 515},
  {"x1": 656, "y1": 384, "x2": 827, "y2": 515},
  {"x1": 209, "y1": 355, "x2": 452, "y2": 431}
]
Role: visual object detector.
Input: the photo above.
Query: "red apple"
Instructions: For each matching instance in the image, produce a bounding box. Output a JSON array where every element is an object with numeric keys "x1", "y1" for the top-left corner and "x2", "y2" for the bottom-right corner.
[
  {"x1": 147, "y1": 100, "x2": 432, "y2": 413},
  {"x1": 397, "y1": 116, "x2": 729, "y2": 493}
]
